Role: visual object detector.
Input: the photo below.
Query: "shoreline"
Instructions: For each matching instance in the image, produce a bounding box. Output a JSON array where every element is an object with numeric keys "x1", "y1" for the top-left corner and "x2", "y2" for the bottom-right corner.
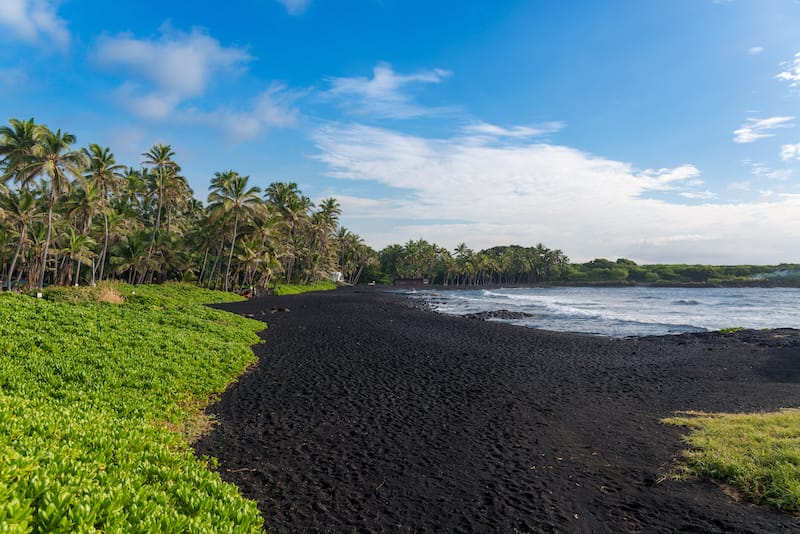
[
  {"x1": 197, "y1": 288, "x2": 800, "y2": 531},
  {"x1": 392, "y1": 280, "x2": 800, "y2": 290}
]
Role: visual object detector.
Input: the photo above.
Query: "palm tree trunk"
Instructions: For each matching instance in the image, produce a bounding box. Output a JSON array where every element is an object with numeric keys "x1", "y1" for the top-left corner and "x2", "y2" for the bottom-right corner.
[
  {"x1": 209, "y1": 239, "x2": 225, "y2": 289},
  {"x1": 144, "y1": 172, "x2": 163, "y2": 278},
  {"x1": 98, "y1": 213, "x2": 109, "y2": 281},
  {"x1": 224, "y1": 212, "x2": 238, "y2": 292},
  {"x1": 6, "y1": 227, "x2": 25, "y2": 291},
  {"x1": 38, "y1": 197, "x2": 55, "y2": 289},
  {"x1": 286, "y1": 222, "x2": 296, "y2": 283},
  {"x1": 198, "y1": 248, "x2": 209, "y2": 285}
]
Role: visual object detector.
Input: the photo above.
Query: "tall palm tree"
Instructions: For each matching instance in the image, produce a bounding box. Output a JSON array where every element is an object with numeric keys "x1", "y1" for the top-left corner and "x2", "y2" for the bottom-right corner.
[
  {"x1": 265, "y1": 181, "x2": 311, "y2": 283},
  {"x1": 141, "y1": 144, "x2": 179, "y2": 278},
  {"x1": 16, "y1": 128, "x2": 87, "y2": 288},
  {"x1": 208, "y1": 171, "x2": 261, "y2": 291},
  {"x1": 306, "y1": 198, "x2": 341, "y2": 282},
  {"x1": 0, "y1": 188, "x2": 40, "y2": 289},
  {"x1": 0, "y1": 118, "x2": 45, "y2": 188},
  {"x1": 82, "y1": 144, "x2": 124, "y2": 281}
]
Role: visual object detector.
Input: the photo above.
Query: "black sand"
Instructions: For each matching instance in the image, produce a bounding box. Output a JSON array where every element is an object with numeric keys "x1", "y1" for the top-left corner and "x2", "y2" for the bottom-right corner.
[{"x1": 195, "y1": 288, "x2": 800, "y2": 532}]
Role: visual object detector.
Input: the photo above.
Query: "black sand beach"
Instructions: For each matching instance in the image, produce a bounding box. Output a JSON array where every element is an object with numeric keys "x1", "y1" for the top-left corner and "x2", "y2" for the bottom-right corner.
[{"x1": 195, "y1": 288, "x2": 800, "y2": 532}]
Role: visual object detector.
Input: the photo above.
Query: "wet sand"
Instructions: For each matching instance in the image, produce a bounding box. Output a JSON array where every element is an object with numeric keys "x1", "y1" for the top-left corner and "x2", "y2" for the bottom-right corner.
[{"x1": 195, "y1": 288, "x2": 800, "y2": 532}]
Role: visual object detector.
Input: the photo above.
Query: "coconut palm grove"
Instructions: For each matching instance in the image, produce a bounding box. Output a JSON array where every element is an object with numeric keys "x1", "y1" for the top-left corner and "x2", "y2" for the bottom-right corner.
[{"x1": 0, "y1": 117, "x2": 589, "y2": 292}]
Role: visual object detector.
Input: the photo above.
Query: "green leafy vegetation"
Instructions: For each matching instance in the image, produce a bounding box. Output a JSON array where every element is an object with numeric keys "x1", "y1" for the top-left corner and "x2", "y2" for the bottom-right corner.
[
  {"x1": 719, "y1": 326, "x2": 748, "y2": 334},
  {"x1": 0, "y1": 283, "x2": 264, "y2": 531},
  {"x1": 374, "y1": 240, "x2": 799, "y2": 287},
  {"x1": 273, "y1": 280, "x2": 337, "y2": 295},
  {"x1": 567, "y1": 259, "x2": 800, "y2": 287},
  {"x1": 664, "y1": 410, "x2": 800, "y2": 512}
]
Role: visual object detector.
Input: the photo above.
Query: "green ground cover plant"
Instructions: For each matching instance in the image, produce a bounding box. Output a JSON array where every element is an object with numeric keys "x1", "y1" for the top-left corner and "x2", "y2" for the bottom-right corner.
[
  {"x1": 273, "y1": 280, "x2": 337, "y2": 295},
  {"x1": 0, "y1": 283, "x2": 264, "y2": 532},
  {"x1": 664, "y1": 409, "x2": 800, "y2": 512},
  {"x1": 718, "y1": 326, "x2": 748, "y2": 334}
]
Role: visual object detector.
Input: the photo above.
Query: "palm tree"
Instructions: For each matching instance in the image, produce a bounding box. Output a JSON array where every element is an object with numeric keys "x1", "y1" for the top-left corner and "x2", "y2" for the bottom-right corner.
[
  {"x1": 0, "y1": 118, "x2": 44, "y2": 188},
  {"x1": 208, "y1": 171, "x2": 261, "y2": 291},
  {"x1": 59, "y1": 228, "x2": 96, "y2": 286},
  {"x1": 306, "y1": 197, "x2": 341, "y2": 282},
  {"x1": 16, "y1": 128, "x2": 87, "y2": 288},
  {"x1": 110, "y1": 230, "x2": 154, "y2": 284},
  {"x1": 0, "y1": 188, "x2": 40, "y2": 289},
  {"x1": 141, "y1": 144, "x2": 179, "y2": 279},
  {"x1": 82, "y1": 144, "x2": 124, "y2": 281},
  {"x1": 265, "y1": 182, "x2": 311, "y2": 283}
]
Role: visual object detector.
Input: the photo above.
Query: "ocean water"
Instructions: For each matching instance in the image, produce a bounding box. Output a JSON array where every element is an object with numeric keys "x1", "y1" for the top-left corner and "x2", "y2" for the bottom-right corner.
[{"x1": 408, "y1": 286, "x2": 800, "y2": 337}]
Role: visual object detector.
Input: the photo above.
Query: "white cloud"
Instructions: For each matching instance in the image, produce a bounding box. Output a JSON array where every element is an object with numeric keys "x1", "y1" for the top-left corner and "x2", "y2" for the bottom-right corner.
[
  {"x1": 638, "y1": 165, "x2": 701, "y2": 191},
  {"x1": 747, "y1": 46, "x2": 764, "y2": 55},
  {"x1": 327, "y1": 62, "x2": 453, "y2": 118},
  {"x1": 94, "y1": 27, "x2": 252, "y2": 119},
  {"x1": 461, "y1": 121, "x2": 565, "y2": 140},
  {"x1": 0, "y1": 0, "x2": 69, "y2": 48},
  {"x1": 679, "y1": 190, "x2": 717, "y2": 200},
  {"x1": 733, "y1": 116, "x2": 794, "y2": 143},
  {"x1": 781, "y1": 143, "x2": 800, "y2": 161},
  {"x1": 777, "y1": 52, "x2": 800, "y2": 87},
  {"x1": 188, "y1": 83, "x2": 302, "y2": 141},
  {"x1": 742, "y1": 159, "x2": 793, "y2": 180},
  {"x1": 313, "y1": 123, "x2": 800, "y2": 264},
  {"x1": 275, "y1": 0, "x2": 311, "y2": 15}
]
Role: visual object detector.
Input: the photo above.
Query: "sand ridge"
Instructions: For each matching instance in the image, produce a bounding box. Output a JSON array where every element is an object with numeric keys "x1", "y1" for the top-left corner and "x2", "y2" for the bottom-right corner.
[{"x1": 196, "y1": 288, "x2": 800, "y2": 532}]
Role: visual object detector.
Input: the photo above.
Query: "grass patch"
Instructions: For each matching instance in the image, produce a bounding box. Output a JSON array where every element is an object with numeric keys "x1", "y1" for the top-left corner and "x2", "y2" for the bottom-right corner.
[
  {"x1": 664, "y1": 409, "x2": 800, "y2": 512},
  {"x1": 719, "y1": 326, "x2": 747, "y2": 334},
  {"x1": 273, "y1": 280, "x2": 337, "y2": 295},
  {"x1": 0, "y1": 282, "x2": 264, "y2": 531}
]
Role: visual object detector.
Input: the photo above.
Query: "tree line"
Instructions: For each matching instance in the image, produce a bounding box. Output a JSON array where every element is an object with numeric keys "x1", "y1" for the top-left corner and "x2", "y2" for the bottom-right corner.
[
  {"x1": 0, "y1": 118, "x2": 372, "y2": 292},
  {"x1": 374, "y1": 241, "x2": 570, "y2": 285},
  {"x1": 370, "y1": 241, "x2": 798, "y2": 287}
]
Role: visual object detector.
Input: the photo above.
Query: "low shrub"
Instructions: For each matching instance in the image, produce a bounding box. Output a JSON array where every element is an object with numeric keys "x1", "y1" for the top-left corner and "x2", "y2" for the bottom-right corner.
[
  {"x1": 273, "y1": 280, "x2": 337, "y2": 295},
  {"x1": 0, "y1": 282, "x2": 264, "y2": 531}
]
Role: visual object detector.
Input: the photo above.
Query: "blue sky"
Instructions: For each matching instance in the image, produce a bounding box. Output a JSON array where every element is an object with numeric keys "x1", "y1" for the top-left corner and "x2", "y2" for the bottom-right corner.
[{"x1": 1, "y1": 0, "x2": 799, "y2": 263}]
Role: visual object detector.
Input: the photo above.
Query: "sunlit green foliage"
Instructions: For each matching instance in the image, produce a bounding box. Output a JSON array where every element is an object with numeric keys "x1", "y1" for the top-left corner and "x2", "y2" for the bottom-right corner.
[
  {"x1": 273, "y1": 280, "x2": 337, "y2": 295},
  {"x1": 0, "y1": 283, "x2": 264, "y2": 531},
  {"x1": 0, "y1": 395, "x2": 262, "y2": 532},
  {"x1": 665, "y1": 409, "x2": 800, "y2": 512}
]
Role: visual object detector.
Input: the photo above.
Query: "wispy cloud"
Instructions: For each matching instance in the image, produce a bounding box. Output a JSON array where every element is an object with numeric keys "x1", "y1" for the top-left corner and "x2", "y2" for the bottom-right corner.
[
  {"x1": 776, "y1": 52, "x2": 800, "y2": 87},
  {"x1": 679, "y1": 190, "x2": 717, "y2": 200},
  {"x1": 327, "y1": 62, "x2": 453, "y2": 119},
  {"x1": 733, "y1": 116, "x2": 794, "y2": 143},
  {"x1": 741, "y1": 159, "x2": 793, "y2": 181},
  {"x1": 275, "y1": 0, "x2": 311, "y2": 15},
  {"x1": 638, "y1": 165, "x2": 701, "y2": 191},
  {"x1": 461, "y1": 121, "x2": 565, "y2": 140},
  {"x1": 0, "y1": 0, "x2": 69, "y2": 49},
  {"x1": 186, "y1": 83, "x2": 303, "y2": 142},
  {"x1": 312, "y1": 123, "x2": 800, "y2": 263},
  {"x1": 747, "y1": 46, "x2": 764, "y2": 56},
  {"x1": 781, "y1": 143, "x2": 800, "y2": 161},
  {"x1": 93, "y1": 26, "x2": 252, "y2": 120}
]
